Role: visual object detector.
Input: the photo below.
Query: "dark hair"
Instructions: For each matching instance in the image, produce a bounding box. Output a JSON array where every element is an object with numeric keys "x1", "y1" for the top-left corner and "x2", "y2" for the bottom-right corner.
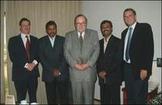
[
  {"x1": 19, "y1": 17, "x2": 31, "y2": 26},
  {"x1": 100, "y1": 20, "x2": 113, "y2": 29},
  {"x1": 124, "y1": 8, "x2": 136, "y2": 15},
  {"x1": 45, "y1": 20, "x2": 57, "y2": 30},
  {"x1": 74, "y1": 14, "x2": 87, "y2": 24}
]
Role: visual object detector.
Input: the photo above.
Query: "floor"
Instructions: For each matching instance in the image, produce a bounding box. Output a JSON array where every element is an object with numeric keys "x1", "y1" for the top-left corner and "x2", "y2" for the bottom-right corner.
[{"x1": 94, "y1": 99, "x2": 101, "y2": 105}]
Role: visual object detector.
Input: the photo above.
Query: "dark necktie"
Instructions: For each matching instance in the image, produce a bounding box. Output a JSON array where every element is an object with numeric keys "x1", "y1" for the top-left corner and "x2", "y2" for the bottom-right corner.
[
  {"x1": 79, "y1": 32, "x2": 83, "y2": 52},
  {"x1": 78, "y1": 32, "x2": 83, "y2": 64},
  {"x1": 125, "y1": 27, "x2": 133, "y2": 62},
  {"x1": 25, "y1": 35, "x2": 30, "y2": 61}
]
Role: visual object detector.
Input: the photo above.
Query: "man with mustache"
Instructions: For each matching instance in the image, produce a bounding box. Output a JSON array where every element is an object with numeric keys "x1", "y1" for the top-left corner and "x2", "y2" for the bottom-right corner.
[
  {"x1": 39, "y1": 21, "x2": 70, "y2": 104},
  {"x1": 96, "y1": 20, "x2": 122, "y2": 104}
]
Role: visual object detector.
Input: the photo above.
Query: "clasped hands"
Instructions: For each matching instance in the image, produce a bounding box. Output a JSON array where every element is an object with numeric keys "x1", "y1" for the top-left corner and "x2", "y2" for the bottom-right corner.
[
  {"x1": 26, "y1": 63, "x2": 37, "y2": 71},
  {"x1": 99, "y1": 71, "x2": 107, "y2": 79},
  {"x1": 74, "y1": 64, "x2": 89, "y2": 71},
  {"x1": 140, "y1": 69, "x2": 147, "y2": 80},
  {"x1": 53, "y1": 69, "x2": 61, "y2": 77}
]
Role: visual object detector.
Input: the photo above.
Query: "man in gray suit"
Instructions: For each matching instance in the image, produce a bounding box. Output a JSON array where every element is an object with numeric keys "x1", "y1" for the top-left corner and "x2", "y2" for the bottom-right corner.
[{"x1": 64, "y1": 14, "x2": 100, "y2": 104}]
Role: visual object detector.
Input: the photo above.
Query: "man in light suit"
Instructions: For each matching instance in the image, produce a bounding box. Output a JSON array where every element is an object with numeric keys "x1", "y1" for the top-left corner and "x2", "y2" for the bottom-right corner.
[
  {"x1": 97, "y1": 20, "x2": 122, "y2": 104},
  {"x1": 121, "y1": 8, "x2": 154, "y2": 104},
  {"x1": 8, "y1": 18, "x2": 39, "y2": 104},
  {"x1": 64, "y1": 14, "x2": 100, "y2": 104},
  {"x1": 39, "y1": 21, "x2": 70, "y2": 104}
]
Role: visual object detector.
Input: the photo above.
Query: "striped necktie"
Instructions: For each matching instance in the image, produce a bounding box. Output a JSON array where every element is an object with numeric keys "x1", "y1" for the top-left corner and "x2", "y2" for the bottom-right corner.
[
  {"x1": 25, "y1": 35, "x2": 31, "y2": 61},
  {"x1": 125, "y1": 27, "x2": 133, "y2": 62}
]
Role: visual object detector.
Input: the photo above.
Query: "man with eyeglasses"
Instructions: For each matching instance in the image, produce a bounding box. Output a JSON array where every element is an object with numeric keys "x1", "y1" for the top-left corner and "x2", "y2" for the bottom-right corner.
[{"x1": 64, "y1": 14, "x2": 100, "y2": 104}]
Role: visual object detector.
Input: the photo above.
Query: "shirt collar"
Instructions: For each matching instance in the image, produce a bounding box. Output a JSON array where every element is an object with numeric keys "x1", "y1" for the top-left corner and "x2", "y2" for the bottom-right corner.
[
  {"x1": 78, "y1": 31, "x2": 85, "y2": 38},
  {"x1": 129, "y1": 22, "x2": 137, "y2": 30},
  {"x1": 104, "y1": 34, "x2": 112, "y2": 43},
  {"x1": 21, "y1": 33, "x2": 30, "y2": 40},
  {"x1": 48, "y1": 35, "x2": 56, "y2": 40}
]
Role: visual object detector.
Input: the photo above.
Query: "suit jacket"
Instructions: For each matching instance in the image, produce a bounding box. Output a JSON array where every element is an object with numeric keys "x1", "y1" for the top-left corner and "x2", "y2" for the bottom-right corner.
[
  {"x1": 64, "y1": 29, "x2": 100, "y2": 82},
  {"x1": 121, "y1": 23, "x2": 154, "y2": 80},
  {"x1": 39, "y1": 35, "x2": 69, "y2": 82},
  {"x1": 97, "y1": 35, "x2": 122, "y2": 85},
  {"x1": 8, "y1": 34, "x2": 39, "y2": 81}
]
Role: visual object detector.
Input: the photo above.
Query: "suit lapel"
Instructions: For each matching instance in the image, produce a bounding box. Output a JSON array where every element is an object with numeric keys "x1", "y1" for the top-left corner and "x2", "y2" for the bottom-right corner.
[
  {"x1": 18, "y1": 35, "x2": 28, "y2": 59},
  {"x1": 104, "y1": 36, "x2": 112, "y2": 54},
  {"x1": 125, "y1": 22, "x2": 138, "y2": 49},
  {"x1": 53, "y1": 35, "x2": 59, "y2": 49},
  {"x1": 29, "y1": 35, "x2": 36, "y2": 56},
  {"x1": 84, "y1": 29, "x2": 90, "y2": 45},
  {"x1": 18, "y1": 35, "x2": 26, "y2": 52},
  {"x1": 73, "y1": 31, "x2": 80, "y2": 47},
  {"x1": 29, "y1": 35, "x2": 33, "y2": 50},
  {"x1": 100, "y1": 39, "x2": 104, "y2": 55},
  {"x1": 45, "y1": 36, "x2": 54, "y2": 48},
  {"x1": 123, "y1": 29, "x2": 128, "y2": 39},
  {"x1": 131, "y1": 23, "x2": 138, "y2": 43}
]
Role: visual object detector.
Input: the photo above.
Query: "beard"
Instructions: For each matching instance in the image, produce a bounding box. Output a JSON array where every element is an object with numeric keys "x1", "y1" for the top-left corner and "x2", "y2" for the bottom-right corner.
[
  {"x1": 103, "y1": 30, "x2": 110, "y2": 35},
  {"x1": 49, "y1": 33, "x2": 55, "y2": 37}
]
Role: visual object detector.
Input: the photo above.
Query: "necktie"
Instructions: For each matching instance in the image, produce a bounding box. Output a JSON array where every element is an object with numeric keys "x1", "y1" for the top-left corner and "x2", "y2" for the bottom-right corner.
[
  {"x1": 79, "y1": 32, "x2": 83, "y2": 51},
  {"x1": 25, "y1": 35, "x2": 30, "y2": 61},
  {"x1": 79, "y1": 32, "x2": 83, "y2": 64},
  {"x1": 125, "y1": 27, "x2": 133, "y2": 62}
]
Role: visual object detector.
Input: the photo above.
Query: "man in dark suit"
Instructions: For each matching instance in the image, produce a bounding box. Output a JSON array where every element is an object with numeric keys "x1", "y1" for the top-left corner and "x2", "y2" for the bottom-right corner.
[
  {"x1": 8, "y1": 18, "x2": 39, "y2": 104},
  {"x1": 121, "y1": 8, "x2": 154, "y2": 104},
  {"x1": 97, "y1": 20, "x2": 122, "y2": 104},
  {"x1": 39, "y1": 21, "x2": 70, "y2": 104}
]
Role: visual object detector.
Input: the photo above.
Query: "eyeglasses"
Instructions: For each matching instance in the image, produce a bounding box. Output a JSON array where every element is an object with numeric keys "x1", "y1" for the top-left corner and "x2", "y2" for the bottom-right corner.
[{"x1": 75, "y1": 22, "x2": 86, "y2": 25}]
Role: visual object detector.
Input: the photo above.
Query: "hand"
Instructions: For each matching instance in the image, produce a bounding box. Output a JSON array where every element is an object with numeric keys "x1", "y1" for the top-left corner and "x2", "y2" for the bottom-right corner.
[
  {"x1": 74, "y1": 64, "x2": 83, "y2": 71},
  {"x1": 53, "y1": 69, "x2": 60, "y2": 77},
  {"x1": 140, "y1": 69, "x2": 147, "y2": 80},
  {"x1": 81, "y1": 64, "x2": 89, "y2": 70},
  {"x1": 27, "y1": 63, "x2": 36, "y2": 71},
  {"x1": 75, "y1": 64, "x2": 90, "y2": 71},
  {"x1": 99, "y1": 71, "x2": 107, "y2": 79}
]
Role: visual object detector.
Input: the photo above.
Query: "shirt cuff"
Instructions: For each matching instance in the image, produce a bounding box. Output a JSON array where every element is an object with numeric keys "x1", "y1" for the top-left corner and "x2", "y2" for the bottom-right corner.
[
  {"x1": 59, "y1": 72, "x2": 61, "y2": 76},
  {"x1": 24, "y1": 63, "x2": 29, "y2": 68},
  {"x1": 32, "y1": 60, "x2": 38, "y2": 65}
]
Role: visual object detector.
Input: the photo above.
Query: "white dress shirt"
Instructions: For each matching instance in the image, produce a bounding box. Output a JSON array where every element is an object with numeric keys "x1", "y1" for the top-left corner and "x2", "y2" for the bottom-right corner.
[
  {"x1": 123, "y1": 22, "x2": 137, "y2": 63},
  {"x1": 104, "y1": 35, "x2": 112, "y2": 53},
  {"x1": 20, "y1": 33, "x2": 38, "y2": 68},
  {"x1": 21, "y1": 33, "x2": 30, "y2": 48},
  {"x1": 78, "y1": 31, "x2": 85, "y2": 39},
  {"x1": 48, "y1": 35, "x2": 56, "y2": 47}
]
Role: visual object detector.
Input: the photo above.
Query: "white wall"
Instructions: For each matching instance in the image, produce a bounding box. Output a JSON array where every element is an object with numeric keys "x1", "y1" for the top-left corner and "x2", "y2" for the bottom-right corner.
[
  {"x1": 81, "y1": 1, "x2": 161, "y2": 101},
  {"x1": 2, "y1": 1, "x2": 81, "y2": 104},
  {"x1": 82, "y1": 1, "x2": 161, "y2": 59},
  {"x1": 1, "y1": 1, "x2": 5, "y2": 103}
]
